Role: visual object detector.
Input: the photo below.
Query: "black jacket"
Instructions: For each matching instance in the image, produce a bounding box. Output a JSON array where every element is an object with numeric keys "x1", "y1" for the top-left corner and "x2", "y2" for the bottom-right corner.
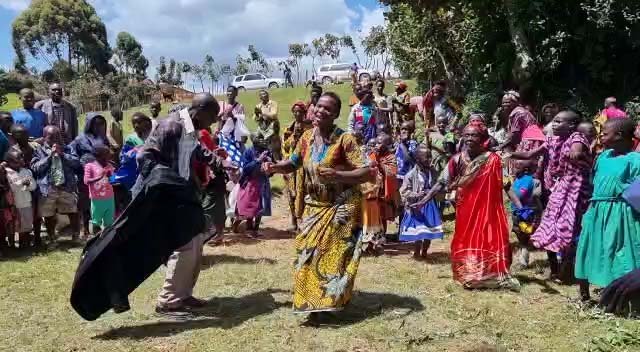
[{"x1": 70, "y1": 165, "x2": 205, "y2": 321}]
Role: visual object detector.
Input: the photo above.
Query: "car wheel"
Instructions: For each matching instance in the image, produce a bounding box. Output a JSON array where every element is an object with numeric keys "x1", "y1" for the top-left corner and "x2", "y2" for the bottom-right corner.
[
  {"x1": 268, "y1": 82, "x2": 279, "y2": 89},
  {"x1": 359, "y1": 73, "x2": 371, "y2": 81},
  {"x1": 322, "y1": 76, "x2": 333, "y2": 85},
  {"x1": 238, "y1": 86, "x2": 246, "y2": 92}
]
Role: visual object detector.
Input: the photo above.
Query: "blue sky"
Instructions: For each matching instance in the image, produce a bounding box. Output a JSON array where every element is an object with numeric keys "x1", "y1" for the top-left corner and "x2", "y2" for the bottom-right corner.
[{"x1": 0, "y1": 0, "x2": 385, "y2": 71}]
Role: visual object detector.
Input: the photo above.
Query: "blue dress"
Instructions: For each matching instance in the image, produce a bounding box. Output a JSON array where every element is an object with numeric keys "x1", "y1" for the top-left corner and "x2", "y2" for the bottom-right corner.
[{"x1": 399, "y1": 166, "x2": 444, "y2": 242}]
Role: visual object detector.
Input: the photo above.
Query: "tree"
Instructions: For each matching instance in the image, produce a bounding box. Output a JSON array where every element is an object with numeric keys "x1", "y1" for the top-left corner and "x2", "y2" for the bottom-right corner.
[
  {"x1": 383, "y1": 0, "x2": 640, "y2": 110},
  {"x1": 113, "y1": 32, "x2": 146, "y2": 80},
  {"x1": 203, "y1": 54, "x2": 220, "y2": 93},
  {"x1": 340, "y1": 35, "x2": 361, "y2": 66},
  {"x1": 362, "y1": 25, "x2": 391, "y2": 76},
  {"x1": 247, "y1": 45, "x2": 273, "y2": 75},
  {"x1": 323, "y1": 34, "x2": 342, "y2": 62},
  {"x1": 181, "y1": 62, "x2": 191, "y2": 89},
  {"x1": 12, "y1": 0, "x2": 112, "y2": 78},
  {"x1": 191, "y1": 64, "x2": 207, "y2": 92},
  {"x1": 166, "y1": 59, "x2": 177, "y2": 85},
  {"x1": 156, "y1": 56, "x2": 167, "y2": 83},
  {"x1": 288, "y1": 43, "x2": 310, "y2": 85},
  {"x1": 219, "y1": 64, "x2": 232, "y2": 88},
  {"x1": 310, "y1": 37, "x2": 325, "y2": 72},
  {"x1": 233, "y1": 54, "x2": 250, "y2": 76}
]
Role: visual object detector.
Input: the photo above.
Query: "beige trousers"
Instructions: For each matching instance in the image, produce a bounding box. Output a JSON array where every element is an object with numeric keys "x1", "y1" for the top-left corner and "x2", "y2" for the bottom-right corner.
[{"x1": 157, "y1": 233, "x2": 206, "y2": 308}]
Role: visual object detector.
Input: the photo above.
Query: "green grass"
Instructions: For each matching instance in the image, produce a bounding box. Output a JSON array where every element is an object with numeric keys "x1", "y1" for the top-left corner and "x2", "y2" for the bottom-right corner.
[
  {"x1": 4, "y1": 83, "x2": 637, "y2": 351},
  {"x1": 0, "y1": 93, "x2": 21, "y2": 111},
  {"x1": 1, "y1": 205, "x2": 639, "y2": 352}
]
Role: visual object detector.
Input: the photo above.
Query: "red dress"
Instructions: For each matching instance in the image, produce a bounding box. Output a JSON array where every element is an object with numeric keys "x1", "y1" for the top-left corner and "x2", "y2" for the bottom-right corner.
[{"x1": 444, "y1": 152, "x2": 515, "y2": 288}]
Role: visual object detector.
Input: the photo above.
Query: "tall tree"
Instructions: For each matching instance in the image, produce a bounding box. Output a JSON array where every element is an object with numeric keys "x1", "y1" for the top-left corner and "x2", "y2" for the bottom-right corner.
[
  {"x1": 191, "y1": 64, "x2": 207, "y2": 92},
  {"x1": 362, "y1": 25, "x2": 391, "y2": 76},
  {"x1": 166, "y1": 59, "x2": 177, "y2": 85},
  {"x1": 156, "y1": 56, "x2": 167, "y2": 83},
  {"x1": 323, "y1": 34, "x2": 342, "y2": 62},
  {"x1": 12, "y1": 0, "x2": 112, "y2": 78},
  {"x1": 203, "y1": 55, "x2": 220, "y2": 93},
  {"x1": 288, "y1": 43, "x2": 310, "y2": 85},
  {"x1": 114, "y1": 31, "x2": 144, "y2": 78},
  {"x1": 340, "y1": 35, "x2": 361, "y2": 66},
  {"x1": 219, "y1": 63, "x2": 232, "y2": 89},
  {"x1": 234, "y1": 54, "x2": 250, "y2": 76},
  {"x1": 181, "y1": 62, "x2": 191, "y2": 89},
  {"x1": 310, "y1": 37, "x2": 325, "y2": 72}
]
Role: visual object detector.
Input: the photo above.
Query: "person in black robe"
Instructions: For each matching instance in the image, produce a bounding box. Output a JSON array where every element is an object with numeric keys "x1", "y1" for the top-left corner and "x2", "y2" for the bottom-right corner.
[{"x1": 71, "y1": 94, "x2": 226, "y2": 321}]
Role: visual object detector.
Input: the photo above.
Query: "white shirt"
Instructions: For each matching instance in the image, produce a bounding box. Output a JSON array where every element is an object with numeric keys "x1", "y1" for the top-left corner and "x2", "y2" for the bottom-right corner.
[{"x1": 7, "y1": 167, "x2": 36, "y2": 209}]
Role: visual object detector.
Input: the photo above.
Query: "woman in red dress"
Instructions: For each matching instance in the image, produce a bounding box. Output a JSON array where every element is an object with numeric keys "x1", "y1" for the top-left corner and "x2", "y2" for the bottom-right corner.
[{"x1": 415, "y1": 122, "x2": 519, "y2": 290}]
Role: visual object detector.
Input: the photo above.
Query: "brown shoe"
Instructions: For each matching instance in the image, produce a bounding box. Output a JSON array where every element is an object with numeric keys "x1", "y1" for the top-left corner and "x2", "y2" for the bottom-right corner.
[{"x1": 182, "y1": 296, "x2": 207, "y2": 308}]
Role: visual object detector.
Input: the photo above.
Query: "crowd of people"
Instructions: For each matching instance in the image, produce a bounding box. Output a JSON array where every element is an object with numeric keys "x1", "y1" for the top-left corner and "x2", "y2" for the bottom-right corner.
[{"x1": 4, "y1": 78, "x2": 640, "y2": 324}]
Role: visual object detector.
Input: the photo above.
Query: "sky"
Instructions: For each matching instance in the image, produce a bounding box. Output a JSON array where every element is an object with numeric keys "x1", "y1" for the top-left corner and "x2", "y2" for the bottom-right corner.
[{"x1": 0, "y1": 0, "x2": 388, "y2": 80}]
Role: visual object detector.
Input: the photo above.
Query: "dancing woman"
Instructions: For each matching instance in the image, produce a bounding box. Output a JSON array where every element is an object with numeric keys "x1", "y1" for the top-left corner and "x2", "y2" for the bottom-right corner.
[
  {"x1": 414, "y1": 122, "x2": 519, "y2": 290},
  {"x1": 264, "y1": 92, "x2": 373, "y2": 324}
]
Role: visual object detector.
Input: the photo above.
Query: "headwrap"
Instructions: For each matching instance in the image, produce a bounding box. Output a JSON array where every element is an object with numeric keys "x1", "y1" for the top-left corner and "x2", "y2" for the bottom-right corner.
[
  {"x1": 503, "y1": 90, "x2": 521, "y2": 104},
  {"x1": 604, "y1": 106, "x2": 627, "y2": 119},
  {"x1": 395, "y1": 81, "x2": 408, "y2": 91},
  {"x1": 468, "y1": 112, "x2": 486, "y2": 124},
  {"x1": 465, "y1": 120, "x2": 490, "y2": 149},
  {"x1": 291, "y1": 100, "x2": 307, "y2": 113}
]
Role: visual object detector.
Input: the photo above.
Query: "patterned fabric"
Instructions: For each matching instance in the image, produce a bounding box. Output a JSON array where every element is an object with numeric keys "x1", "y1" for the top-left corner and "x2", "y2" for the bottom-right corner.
[
  {"x1": 399, "y1": 166, "x2": 444, "y2": 242},
  {"x1": 347, "y1": 103, "x2": 379, "y2": 143},
  {"x1": 361, "y1": 150, "x2": 399, "y2": 247},
  {"x1": 531, "y1": 132, "x2": 593, "y2": 253},
  {"x1": 84, "y1": 161, "x2": 115, "y2": 200},
  {"x1": 282, "y1": 121, "x2": 312, "y2": 215},
  {"x1": 289, "y1": 127, "x2": 365, "y2": 312},
  {"x1": 395, "y1": 140, "x2": 418, "y2": 179},
  {"x1": 35, "y1": 99, "x2": 78, "y2": 143}
]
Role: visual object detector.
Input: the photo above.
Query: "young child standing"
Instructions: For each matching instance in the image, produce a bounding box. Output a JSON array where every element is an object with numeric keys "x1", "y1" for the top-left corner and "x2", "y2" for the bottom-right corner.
[
  {"x1": 399, "y1": 144, "x2": 444, "y2": 259},
  {"x1": 575, "y1": 119, "x2": 640, "y2": 302},
  {"x1": 362, "y1": 133, "x2": 399, "y2": 253},
  {"x1": 83, "y1": 144, "x2": 115, "y2": 235},
  {"x1": 5, "y1": 149, "x2": 36, "y2": 248},
  {"x1": 0, "y1": 167, "x2": 16, "y2": 251},
  {"x1": 506, "y1": 159, "x2": 542, "y2": 268},
  {"x1": 109, "y1": 107, "x2": 124, "y2": 159},
  {"x1": 396, "y1": 121, "x2": 418, "y2": 183},
  {"x1": 235, "y1": 137, "x2": 272, "y2": 238}
]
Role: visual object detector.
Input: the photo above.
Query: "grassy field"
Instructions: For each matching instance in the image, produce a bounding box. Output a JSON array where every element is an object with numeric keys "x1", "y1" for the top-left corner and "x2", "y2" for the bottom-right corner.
[
  {"x1": 0, "y1": 93, "x2": 21, "y2": 111},
  {"x1": 2, "y1": 83, "x2": 640, "y2": 352}
]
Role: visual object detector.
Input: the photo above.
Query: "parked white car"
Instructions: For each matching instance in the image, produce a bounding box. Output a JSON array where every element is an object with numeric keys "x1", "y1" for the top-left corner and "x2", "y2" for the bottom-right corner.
[
  {"x1": 316, "y1": 63, "x2": 373, "y2": 85},
  {"x1": 232, "y1": 73, "x2": 285, "y2": 91}
]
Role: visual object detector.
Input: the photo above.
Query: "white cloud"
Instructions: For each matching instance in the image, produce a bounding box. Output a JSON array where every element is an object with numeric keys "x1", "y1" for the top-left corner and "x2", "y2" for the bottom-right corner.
[
  {"x1": 0, "y1": 0, "x2": 30, "y2": 11},
  {"x1": 92, "y1": 0, "x2": 361, "y2": 68}
]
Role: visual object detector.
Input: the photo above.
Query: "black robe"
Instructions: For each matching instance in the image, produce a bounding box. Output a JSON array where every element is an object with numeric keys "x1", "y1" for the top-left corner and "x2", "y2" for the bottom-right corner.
[{"x1": 70, "y1": 165, "x2": 205, "y2": 321}]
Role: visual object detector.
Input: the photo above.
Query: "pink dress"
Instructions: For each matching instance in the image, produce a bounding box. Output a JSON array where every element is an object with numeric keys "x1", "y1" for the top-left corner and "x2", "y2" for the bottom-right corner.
[{"x1": 531, "y1": 132, "x2": 593, "y2": 253}]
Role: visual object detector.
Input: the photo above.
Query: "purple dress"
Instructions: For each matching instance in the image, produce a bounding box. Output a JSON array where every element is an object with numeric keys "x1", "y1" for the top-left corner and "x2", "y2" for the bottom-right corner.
[{"x1": 531, "y1": 132, "x2": 593, "y2": 253}]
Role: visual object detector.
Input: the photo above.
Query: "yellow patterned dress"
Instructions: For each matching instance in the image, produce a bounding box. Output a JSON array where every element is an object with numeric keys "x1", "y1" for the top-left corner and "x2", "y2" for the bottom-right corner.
[{"x1": 289, "y1": 127, "x2": 365, "y2": 312}]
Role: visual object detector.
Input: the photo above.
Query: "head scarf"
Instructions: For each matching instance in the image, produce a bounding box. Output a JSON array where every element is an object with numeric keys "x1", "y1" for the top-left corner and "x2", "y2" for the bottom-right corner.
[
  {"x1": 503, "y1": 90, "x2": 521, "y2": 104},
  {"x1": 291, "y1": 101, "x2": 307, "y2": 113},
  {"x1": 465, "y1": 120, "x2": 490, "y2": 149},
  {"x1": 395, "y1": 81, "x2": 408, "y2": 91},
  {"x1": 604, "y1": 106, "x2": 627, "y2": 119}
]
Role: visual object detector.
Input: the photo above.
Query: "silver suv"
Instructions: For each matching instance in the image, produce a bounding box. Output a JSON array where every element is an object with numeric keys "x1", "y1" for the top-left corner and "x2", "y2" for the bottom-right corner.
[
  {"x1": 316, "y1": 63, "x2": 372, "y2": 85},
  {"x1": 232, "y1": 73, "x2": 285, "y2": 91}
]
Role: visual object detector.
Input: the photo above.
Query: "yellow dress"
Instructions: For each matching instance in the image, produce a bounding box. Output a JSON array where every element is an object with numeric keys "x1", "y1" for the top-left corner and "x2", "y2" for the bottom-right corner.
[{"x1": 289, "y1": 127, "x2": 365, "y2": 312}]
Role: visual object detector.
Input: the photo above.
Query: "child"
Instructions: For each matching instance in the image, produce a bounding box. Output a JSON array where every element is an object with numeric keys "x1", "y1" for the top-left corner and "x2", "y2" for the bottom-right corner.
[
  {"x1": 83, "y1": 144, "x2": 115, "y2": 235},
  {"x1": 282, "y1": 122, "x2": 306, "y2": 232},
  {"x1": 235, "y1": 137, "x2": 272, "y2": 238},
  {"x1": 399, "y1": 144, "x2": 444, "y2": 259},
  {"x1": 428, "y1": 115, "x2": 455, "y2": 176},
  {"x1": 506, "y1": 159, "x2": 542, "y2": 268},
  {"x1": 0, "y1": 166, "x2": 16, "y2": 251},
  {"x1": 124, "y1": 112, "x2": 152, "y2": 148},
  {"x1": 149, "y1": 100, "x2": 162, "y2": 131},
  {"x1": 577, "y1": 120, "x2": 597, "y2": 154},
  {"x1": 109, "y1": 106, "x2": 124, "y2": 158},
  {"x1": 396, "y1": 122, "x2": 418, "y2": 183},
  {"x1": 575, "y1": 119, "x2": 640, "y2": 302},
  {"x1": 362, "y1": 133, "x2": 399, "y2": 253},
  {"x1": 5, "y1": 149, "x2": 36, "y2": 248}
]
